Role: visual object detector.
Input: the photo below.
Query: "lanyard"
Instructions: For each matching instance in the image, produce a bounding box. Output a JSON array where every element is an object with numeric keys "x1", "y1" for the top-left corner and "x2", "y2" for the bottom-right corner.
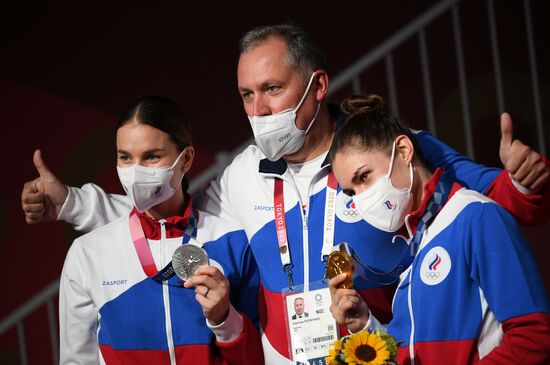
[
  {"x1": 129, "y1": 209, "x2": 198, "y2": 282},
  {"x1": 322, "y1": 172, "x2": 339, "y2": 259},
  {"x1": 273, "y1": 171, "x2": 338, "y2": 290},
  {"x1": 348, "y1": 172, "x2": 453, "y2": 285}
]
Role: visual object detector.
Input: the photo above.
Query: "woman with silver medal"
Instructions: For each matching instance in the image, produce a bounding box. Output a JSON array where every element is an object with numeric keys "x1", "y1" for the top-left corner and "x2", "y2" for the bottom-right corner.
[
  {"x1": 59, "y1": 96, "x2": 263, "y2": 364},
  {"x1": 326, "y1": 95, "x2": 550, "y2": 364}
]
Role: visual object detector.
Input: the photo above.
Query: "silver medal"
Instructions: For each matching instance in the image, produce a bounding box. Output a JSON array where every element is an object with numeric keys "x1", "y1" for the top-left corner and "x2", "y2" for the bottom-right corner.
[{"x1": 172, "y1": 244, "x2": 209, "y2": 281}]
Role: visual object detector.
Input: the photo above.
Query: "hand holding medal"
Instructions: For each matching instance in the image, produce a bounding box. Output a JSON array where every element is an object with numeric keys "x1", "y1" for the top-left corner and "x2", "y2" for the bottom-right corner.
[
  {"x1": 175, "y1": 245, "x2": 231, "y2": 326},
  {"x1": 327, "y1": 243, "x2": 370, "y2": 333}
]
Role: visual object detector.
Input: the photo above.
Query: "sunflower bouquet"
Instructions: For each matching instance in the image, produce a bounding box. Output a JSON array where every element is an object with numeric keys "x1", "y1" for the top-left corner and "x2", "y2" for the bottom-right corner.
[{"x1": 325, "y1": 328, "x2": 399, "y2": 365}]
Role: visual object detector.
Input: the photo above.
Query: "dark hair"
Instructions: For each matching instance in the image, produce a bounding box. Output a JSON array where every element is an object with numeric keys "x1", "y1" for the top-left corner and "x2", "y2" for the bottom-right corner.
[
  {"x1": 330, "y1": 95, "x2": 424, "y2": 164},
  {"x1": 117, "y1": 96, "x2": 193, "y2": 148},
  {"x1": 117, "y1": 95, "x2": 193, "y2": 191},
  {"x1": 239, "y1": 24, "x2": 328, "y2": 80}
]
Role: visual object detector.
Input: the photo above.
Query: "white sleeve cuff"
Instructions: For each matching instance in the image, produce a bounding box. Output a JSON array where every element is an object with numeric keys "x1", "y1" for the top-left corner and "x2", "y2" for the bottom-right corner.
[
  {"x1": 348, "y1": 311, "x2": 386, "y2": 334},
  {"x1": 57, "y1": 185, "x2": 73, "y2": 221},
  {"x1": 206, "y1": 304, "x2": 243, "y2": 343},
  {"x1": 508, "y1": 172, "x2": 534, "y2": 195},
  {"x1": 365, "y1": 312, "x2": 386, "y2": 331}
]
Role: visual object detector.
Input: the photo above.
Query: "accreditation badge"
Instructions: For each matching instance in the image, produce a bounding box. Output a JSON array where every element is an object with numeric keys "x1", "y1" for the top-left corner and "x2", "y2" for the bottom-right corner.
[{"x1": 284, "y1": 286, "x2": 338, "y2": 365}]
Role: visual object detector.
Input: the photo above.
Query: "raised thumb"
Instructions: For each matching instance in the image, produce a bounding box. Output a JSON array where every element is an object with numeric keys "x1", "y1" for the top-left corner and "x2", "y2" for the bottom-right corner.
[
  {"x1": 499, "y1": 113, "x2": 514, "y2": 162},
  {"x1": 33, "y1": 149, "x2": 56, "y2": 180}
]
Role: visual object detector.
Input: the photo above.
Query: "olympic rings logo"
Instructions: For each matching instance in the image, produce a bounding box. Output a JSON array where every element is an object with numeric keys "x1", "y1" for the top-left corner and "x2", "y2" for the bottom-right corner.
[
  {"x1": 424, "y1": 271, "x2": 440, "y2": 280},
  {"x1": 420, "y1": 246, "x2": 450, "y2": 285},
  {"x1": 342, "y1": 210, "x2": 359, "y2": 217}
]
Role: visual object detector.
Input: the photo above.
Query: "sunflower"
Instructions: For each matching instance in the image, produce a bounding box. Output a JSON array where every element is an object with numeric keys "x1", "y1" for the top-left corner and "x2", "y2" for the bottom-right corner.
[
  {"x1": 341, "y1": 330, "x2": 390, "y2": 365},
  {"x1": 325, "y1": 339, "x2": 343, "y2": 364}
]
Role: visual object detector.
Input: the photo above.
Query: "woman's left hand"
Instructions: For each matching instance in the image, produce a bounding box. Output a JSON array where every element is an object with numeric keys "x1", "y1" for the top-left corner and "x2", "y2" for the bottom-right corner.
[
  {"x1": 500, "y1": 113, "x2": 550, "y2": 191},
  {"x1": 183, "y1": 266, "x2": 230, "y2": 325}
]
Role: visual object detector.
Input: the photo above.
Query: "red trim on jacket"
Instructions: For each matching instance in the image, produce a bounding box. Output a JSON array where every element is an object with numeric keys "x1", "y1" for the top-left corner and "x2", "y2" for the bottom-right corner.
[
  {"x1": 479, "y1": 312, "x2": 550, "y2": 364},
  {"x1": 99, "y1": 343, "x2": 216, "y2": 364},
  {"x1": 485, "y1": 156, "x2": 550, "y2": 226},
  {"x1": 404, "y1": 168, "x2": 463, "y2": 236},
  {"x1": 396, "y1": 339, "x2": 480, "y2": 365},
  {"x1": 395, "y1": 313, "x2": 550, "y2": 364},
  {"x1": 133, "y1": 194, "x2": 192, "y2": 240},
  {"x1": 215, "y1": 312, "x2": 265, "y2": 365}
]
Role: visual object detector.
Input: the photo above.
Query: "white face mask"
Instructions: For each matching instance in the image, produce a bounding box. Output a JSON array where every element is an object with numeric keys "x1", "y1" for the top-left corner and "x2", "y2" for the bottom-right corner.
[
  {"x1": 248, "y1": 72, "x2": 321, "y2": 161},
  {"x1": 117, "y1": 150, "x2": 187, "y2": 213},
  {"x1": 352, "y1": 142, "x2": 414, "y2": 232}
]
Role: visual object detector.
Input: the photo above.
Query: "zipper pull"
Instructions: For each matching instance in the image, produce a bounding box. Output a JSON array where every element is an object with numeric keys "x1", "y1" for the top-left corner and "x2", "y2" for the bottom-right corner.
[{"x1": 159, "y1": 219, "x2": 167, "y2": 240}]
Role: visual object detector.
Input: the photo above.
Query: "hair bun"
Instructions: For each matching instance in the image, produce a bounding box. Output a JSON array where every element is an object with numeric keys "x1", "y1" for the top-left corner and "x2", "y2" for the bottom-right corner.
[{"x1": 340, "y1": 94, "x2": 384, "y2": 117}]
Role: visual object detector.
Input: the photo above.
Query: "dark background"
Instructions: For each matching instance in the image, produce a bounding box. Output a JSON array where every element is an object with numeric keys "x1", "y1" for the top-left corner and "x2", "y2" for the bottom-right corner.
[{"x1": 1, "y1": 1, "x2": 549, "y2": 363}]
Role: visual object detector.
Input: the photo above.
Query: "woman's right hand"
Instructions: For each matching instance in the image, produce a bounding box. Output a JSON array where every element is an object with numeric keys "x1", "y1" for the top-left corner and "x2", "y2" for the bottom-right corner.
[
  {"x1": 328, "y1": 273, "x2": 370, "y2": 333},
  {"x1": 21, "y1": 150, "x2": 68, "y2": 224}
]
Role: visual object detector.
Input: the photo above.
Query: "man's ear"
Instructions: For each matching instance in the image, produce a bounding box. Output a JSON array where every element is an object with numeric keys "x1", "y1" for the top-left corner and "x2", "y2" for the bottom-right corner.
[
  {"x1": 395, "y1": 135, "x2": 414, "y2": 165},
  {"x1": 314, "y1": 70, "x2": 329, "y2": 102}
]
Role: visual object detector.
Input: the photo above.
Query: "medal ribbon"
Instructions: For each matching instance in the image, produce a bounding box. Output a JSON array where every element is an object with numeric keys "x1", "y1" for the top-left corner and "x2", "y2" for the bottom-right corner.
[
  {"x1": 274, "y1": 171, "x2": 338, "y2": 290},
  {"x1": 129, "y1": 208, "x2": 198, "y2": 282},
  {"x1": 346, "y1": 172, "x2": 454, "y2": 285}
]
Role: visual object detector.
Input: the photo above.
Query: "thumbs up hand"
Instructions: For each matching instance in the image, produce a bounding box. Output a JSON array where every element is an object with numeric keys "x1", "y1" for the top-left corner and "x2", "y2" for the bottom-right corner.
[
  {"x1": 21, "y1": 150, "x2": 69, "y2": 224},
  {"x1": 499, "y1": 113, "x2": 549, "y2": 192}
]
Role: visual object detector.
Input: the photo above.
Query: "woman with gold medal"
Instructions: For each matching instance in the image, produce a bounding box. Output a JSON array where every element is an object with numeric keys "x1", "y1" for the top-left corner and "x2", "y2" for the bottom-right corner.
[{"x1": 325, "y1": 95, "x2": 550, "y2": 364}]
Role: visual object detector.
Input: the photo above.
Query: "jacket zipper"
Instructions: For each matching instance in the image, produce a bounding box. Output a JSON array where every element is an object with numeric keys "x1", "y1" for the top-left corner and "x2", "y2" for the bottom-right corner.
[
  {"x1": 286, "y1": 173, "x2": 310, "y2": 293},
  {"x1": 292, "y1": 166, "x2": 330, "y2": 293},
  {"x1": 302, "y1": 205, "x2": 309, "y2": 293},
  {"x1": 407, "y1": 267, "x2": 415, "y2": 364},
  {"x1": 160, "y1": 220, "x2": 177, "y2": 365}
]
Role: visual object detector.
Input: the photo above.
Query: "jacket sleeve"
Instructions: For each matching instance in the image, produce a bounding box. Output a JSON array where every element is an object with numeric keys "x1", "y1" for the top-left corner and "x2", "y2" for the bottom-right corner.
[
  {"x1": 480, "y1": 313, "x2": 550, "y2": 364},
  {"x1": 59, "y1": 242, "x2": 99, "y2": 364},
  {"x1": 210, "y1": 232, "x2": 263, "y2": 365},
  {"x1": 483, "y1": 157, "x2": 550, "y2": 225},
  {"x1": 463, "y1": 203, "x2": 550, "y2": 364},
  {"x1": 214, "y1": 310, "x2": 264, "y2": 365},
  {"x1": 415, "y1": 130, "x2": 550, "y2": 224},
  {"x1": 57, "y1": 183, "x2": 132, "y2": 232}
]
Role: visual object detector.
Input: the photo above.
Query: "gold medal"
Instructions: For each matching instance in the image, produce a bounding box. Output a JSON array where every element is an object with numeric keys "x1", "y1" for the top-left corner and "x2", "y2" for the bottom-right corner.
[{"x1": 325, "y1": 248, "x2": 354, "y2": 288}]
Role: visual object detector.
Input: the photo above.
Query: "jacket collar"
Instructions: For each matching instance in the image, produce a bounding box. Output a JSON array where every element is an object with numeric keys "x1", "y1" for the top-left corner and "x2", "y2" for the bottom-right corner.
[
  {"x1": 405, "y1": 168, "x2": 461, "y2": 236},
  {"x1": 132, "y1": 194, "x2": 193, "y2": 240}
]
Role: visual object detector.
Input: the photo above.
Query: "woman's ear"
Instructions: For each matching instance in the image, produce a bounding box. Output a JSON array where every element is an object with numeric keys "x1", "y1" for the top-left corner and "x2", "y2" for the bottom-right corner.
[
  {"x1": 395, "y1": 135, "x2": 414, "y2": 165},
  {"x1": 180, "y1": 146, "x2": 195, "y2": 174}
]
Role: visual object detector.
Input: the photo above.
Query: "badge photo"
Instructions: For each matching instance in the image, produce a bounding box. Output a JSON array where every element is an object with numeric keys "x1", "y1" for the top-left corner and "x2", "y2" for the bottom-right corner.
[{"x1": 284, "y1": 288, "x2": 338, "y2": 364}]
